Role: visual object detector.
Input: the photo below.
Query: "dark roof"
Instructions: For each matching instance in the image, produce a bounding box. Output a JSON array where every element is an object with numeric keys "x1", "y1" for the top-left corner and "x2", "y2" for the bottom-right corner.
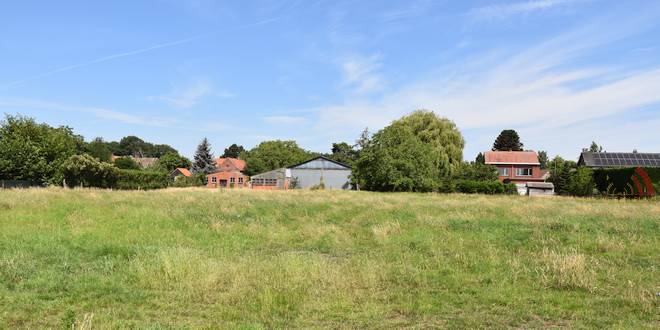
[
  {"x1": 578, "y1": 151, "x2": 660, "y2": 168},
  {"x1": 288, "y1": 156, "x2": 351, "y2": 170},
  {"x1": 526, "y1": 182, "x2": 554, "y2": 189}
]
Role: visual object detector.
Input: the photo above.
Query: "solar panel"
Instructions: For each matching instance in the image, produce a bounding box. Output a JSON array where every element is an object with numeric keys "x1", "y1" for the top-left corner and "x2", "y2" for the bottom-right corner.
[{"x1": 588, "y1": 152, "x2": 660, "y2": 167}]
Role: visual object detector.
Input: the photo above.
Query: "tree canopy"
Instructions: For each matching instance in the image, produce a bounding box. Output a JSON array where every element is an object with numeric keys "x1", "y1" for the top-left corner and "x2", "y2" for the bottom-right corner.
[
  {"x1": 492, "y1": 129, "x2": 523, "y2": 151},
  {"x1": 112, "y1": 136, "x2": 177, "y2": 157},
  {"x1": 222, "y1": 144, "x2": 245, "y2": 158},
  {"x1": 86, "y1": 137, "x2": 112, "y2": 162},
  {"x1": 192, "y1": 138, "x2": 216, "y2": 174},
  {"x1": 589, "y1": 141, "x2": 603, "y2": 153},
  {"x1": 153, "y1": 152, "x2": 192, "y2": 172},
  {"x1": 328, "y1": 142, "x2": 358, "y2": 166},
  {"x1": 0, "y1": 114, "x2": 84, "y2": 184},
  {"x1": 242, "y1": 140, "x2": 312, "y2": 176},
  {"x1": 354, "y1": 110, "x2": 464, "y2": 192}
]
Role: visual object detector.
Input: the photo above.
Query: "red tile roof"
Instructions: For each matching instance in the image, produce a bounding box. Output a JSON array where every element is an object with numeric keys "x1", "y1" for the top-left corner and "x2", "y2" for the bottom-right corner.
[
  {"x1": 215, "y1": 157, "x2": 246, "y2": 172},
  {"x1": 176, "y1": 168, "x2": 192, "y2": 177},
  {"x1": 484, "y1": 151, "x2": 540, "y2": 165}
]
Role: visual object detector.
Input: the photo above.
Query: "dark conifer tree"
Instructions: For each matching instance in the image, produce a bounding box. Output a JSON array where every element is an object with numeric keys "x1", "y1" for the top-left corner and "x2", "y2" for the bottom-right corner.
[
  {"x1": 492, "y1": 129, "x2": 523, "y2": 151},
  {"x1": 192, "y1": 138, "x2": 216, "y2": 174}
]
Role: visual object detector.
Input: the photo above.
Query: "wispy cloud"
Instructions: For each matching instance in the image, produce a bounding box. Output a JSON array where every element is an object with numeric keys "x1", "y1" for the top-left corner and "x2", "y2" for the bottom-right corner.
[
  {"x1": 307, "y1": 22, "x2": 660, "y2": 157},
  {"x1": 0, "y1": 16, "x2": 286, "y2": 90},
  {"x1": 0, "y1": 98, "x2": 176, "y2": 127},
  {"x1": 470, "y1": 0, "x2": 578, "y2": 21},
  {"x1": 148, "y1": 81, "x2": 232, "y2": 109},
  {"x1": 339, "y1": 54, "x2": 385, "y2": 94},
  {"x1": 262, "y1": 115, "x2": 307, "y2": 125}
]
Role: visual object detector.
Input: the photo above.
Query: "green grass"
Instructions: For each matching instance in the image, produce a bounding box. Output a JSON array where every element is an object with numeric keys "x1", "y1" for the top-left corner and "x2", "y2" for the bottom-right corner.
[{"x1": 0, "y1": 188, "x2": 658, "y2": 328}]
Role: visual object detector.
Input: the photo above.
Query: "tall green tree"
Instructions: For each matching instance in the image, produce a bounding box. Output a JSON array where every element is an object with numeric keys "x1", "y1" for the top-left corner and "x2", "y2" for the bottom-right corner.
[
  {"x1": 475, "y1": 152, "x2": 485, "y2": 164},
  {"x1": 153, "y1": 152, "x2": 191, "y2": 172},
  {"x1": 114, "y1": 156, "x2": 141, "y2": 170},
  {"x1": 492, "y1": 129, "x2": 523, "y2": 151},
  {"x1": 0, "y1": 114, "x2": 83, "y2": 184},
  {"x1": 354, "y1": 110, "x2": 464, "y2": 192},
  {"x1": 115, "y1": 136, "x2": 177, "y2": 157},
  {"x1": 242, "y1": 140, "x2": 312, "y2": 176},
  {"x1": 589, "y1": 141, "x2": 603, "y2": 152},
  {"x1": 192, "y1": 138, "x2": 216, "y2": 174},
  {"x1": 329, "y1": 142, "x2": 358, "y2": 166},
  {"x1": 537, "y1": 150, "x2": 549, "y2": 169},
  {"x1": 86, "y1": 137, "x2": 112, "y2": 162},
  {"x1": 222, "y1": 144, "x2": 245, "y2": 158}
]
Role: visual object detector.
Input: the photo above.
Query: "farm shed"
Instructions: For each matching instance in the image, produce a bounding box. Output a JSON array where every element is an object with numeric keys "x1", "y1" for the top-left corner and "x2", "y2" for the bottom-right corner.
[
  {"x1": 251, "y1": 168, "x2": 290, "y2": 190},
  {"x1": 526, "y1": 182, "x2": 554, "y2": 196},
  {"x1": 289, "y1": 156, "x2": 352, "y2": 190},
  {"x1": 578, "y1": 151, "x2": 660, "y2": 168},
  {"x1": 170, "y1": 168, "x2": 192, "y2": 180}
]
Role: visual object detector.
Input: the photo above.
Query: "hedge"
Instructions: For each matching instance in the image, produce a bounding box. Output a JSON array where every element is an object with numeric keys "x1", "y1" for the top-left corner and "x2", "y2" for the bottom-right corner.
[
  {"x1": 593, "y1": 167, "x2": 659, "y2": 197},
  {"x1": 455, "y1": 180, "x2": 515, "y2": 195},
  {"x1": 115, "y1": 170, "x2": 170, "y2": 190}
]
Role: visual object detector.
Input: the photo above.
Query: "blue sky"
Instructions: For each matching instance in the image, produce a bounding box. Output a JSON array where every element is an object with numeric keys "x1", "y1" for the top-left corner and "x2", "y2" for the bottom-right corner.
[{"x1": 1, "y1": 0, "x2": 659, "y2": 160}]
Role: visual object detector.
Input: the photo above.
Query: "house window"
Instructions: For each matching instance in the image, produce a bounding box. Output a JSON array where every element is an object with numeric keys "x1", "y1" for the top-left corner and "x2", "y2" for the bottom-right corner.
[
  {"x1": 498, "y1": 167, "x2": 509, "y2": 176},
  {"x1": 238, "y1": 177, "x2": 243, "y2": 184},
  {"x1": 253, "y1": 178, "x2": 263, "y2": 186},
  {"x1": 516, "y1": 168, "x2": 532, "y2": 176},
  {"x1": 266, "y1": 179, "x2": 277, "y2": 186},
  {"x1": 211, "y1": 177, "x2": 217, "y2": 183},
  {"x1": 230, "y1": 177, "x2": 235, "y2": 183}
]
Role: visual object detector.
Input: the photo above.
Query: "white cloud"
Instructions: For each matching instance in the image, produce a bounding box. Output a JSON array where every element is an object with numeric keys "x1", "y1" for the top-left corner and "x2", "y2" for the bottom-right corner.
[
  {"x1": 470, "y1": 0, "x2": 578, "y2": 21},
  {"x1": 307, "y1": 25, "x2": 660, "y2": 158},
  {"x1": 150, "y1": 81, "x2": 233, "y2": 109},
  {"x1": 0, "y1": 98, "x2": 176, "y2": 127},
  {"x1": 339, "y1": 54, "x2": 385, "y2": 94},
  {"x1": 262, "y1": 115, "x2": 307, "y2": 125}
]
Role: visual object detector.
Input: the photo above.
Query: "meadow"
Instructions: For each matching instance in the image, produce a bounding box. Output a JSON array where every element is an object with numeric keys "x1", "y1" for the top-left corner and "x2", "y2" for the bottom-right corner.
[{"x1": 0, "y1": 188, "x2": 658, "y2": 328}]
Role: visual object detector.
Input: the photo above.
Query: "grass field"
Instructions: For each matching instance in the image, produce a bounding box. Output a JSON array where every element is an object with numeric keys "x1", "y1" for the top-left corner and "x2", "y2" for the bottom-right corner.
[{"x1": 0, "y1": 188, "x2": 658, "y2": 328}]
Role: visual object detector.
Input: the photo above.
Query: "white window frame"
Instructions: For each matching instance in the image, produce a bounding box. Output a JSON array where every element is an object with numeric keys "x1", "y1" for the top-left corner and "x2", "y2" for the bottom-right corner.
[
  {"x1": 498, "y1": 167, "x2": 509, "y2": 176},
  {"x1": 515, "y1": 168, "x2": 532, "y2": 177},
  {"x1": 211, "y1": 177, "x2": 217, "y2": 183}
]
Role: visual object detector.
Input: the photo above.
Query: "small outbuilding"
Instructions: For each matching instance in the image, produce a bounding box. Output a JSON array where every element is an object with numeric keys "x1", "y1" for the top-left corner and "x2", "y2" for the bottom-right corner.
[
  {"x1": 526, "y1": 182, "x2": 555, "y2": 196},
  {"x1": 170, "y1": 168, "x2": 192, "y2": 180},
  {"x1": 251, "y1": 168, "x2": 290, "y2": 190}
]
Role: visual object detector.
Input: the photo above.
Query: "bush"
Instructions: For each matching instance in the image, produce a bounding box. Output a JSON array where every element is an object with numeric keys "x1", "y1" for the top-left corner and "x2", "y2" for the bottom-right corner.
[
  {"x1": 62, "y1": 154, "x2": 119, "y2": 188},
  {"x1": 171, "y1": 173, "x2": 206, "y2": 187},
  {"x1": 504, "y1": 183, "x2": 518, "y2": 195},
  {"x1": 455, "y1": 180, "x2": 507, "y2": 194},
  {"x1": 114, "y1": 156, "x2": 141, "y2": 170},
  {"x1": 568, "y1": 167, "x2": 595, "y2": 197},
  {"x1": 116, "y1": 170, "x2": 170, "y2": 190}
]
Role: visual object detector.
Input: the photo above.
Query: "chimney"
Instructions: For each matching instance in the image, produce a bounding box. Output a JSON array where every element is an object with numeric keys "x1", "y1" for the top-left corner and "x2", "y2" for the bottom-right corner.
[{"x1": 633, "y1": 149, "x2": 638, "y2": 153}]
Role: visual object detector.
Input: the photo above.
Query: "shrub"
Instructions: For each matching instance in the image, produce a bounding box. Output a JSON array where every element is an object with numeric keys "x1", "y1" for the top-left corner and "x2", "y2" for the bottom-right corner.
[
  {"x1": 568, "y1": 167, "x2": 595, "y2": 196},
  {"x1": 455, "y1": 180, "x2": 507, "y2": 194},
  {"x1": 114, "y1": 156, "x2": 141, "y2": 170},
  {"x1": 62, "y1": 154, "x2": 119, "y2": 188},
  {"x1": 116, "y1": 170, "x2": 169, "y2": 190},
  {"x1": 172, "y1": 173, "x2": 206, "y2": 187}
]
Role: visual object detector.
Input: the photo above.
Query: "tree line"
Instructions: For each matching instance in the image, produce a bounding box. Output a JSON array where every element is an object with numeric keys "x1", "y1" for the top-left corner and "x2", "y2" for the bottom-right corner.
[{"x1": 2, "y1": 111, "x2": 602, "y2": 194}]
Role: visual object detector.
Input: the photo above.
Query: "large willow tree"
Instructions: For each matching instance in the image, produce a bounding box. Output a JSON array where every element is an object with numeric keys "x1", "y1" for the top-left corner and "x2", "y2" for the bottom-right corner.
[{"x1": 354, "y1": 110, "x2": 464, "y2": 192}]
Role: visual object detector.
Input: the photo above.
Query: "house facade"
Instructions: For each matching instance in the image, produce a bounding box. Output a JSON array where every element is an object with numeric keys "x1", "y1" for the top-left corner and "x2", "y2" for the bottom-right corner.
[
  {"x1": 206, "y1": 157, "x2": 248, "y2": 188},
  {"x1": 206, "y1": 171, "x2": 248, "y2": 188},
  {"x1": 485, "y1": 151, "x2": 545, "y2": 195}
]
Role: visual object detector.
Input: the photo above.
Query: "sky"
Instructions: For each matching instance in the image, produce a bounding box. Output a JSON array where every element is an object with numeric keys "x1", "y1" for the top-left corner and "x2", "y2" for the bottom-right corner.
[{"x1": 1, "y1": 0, "x2": 659, "y2": 160}]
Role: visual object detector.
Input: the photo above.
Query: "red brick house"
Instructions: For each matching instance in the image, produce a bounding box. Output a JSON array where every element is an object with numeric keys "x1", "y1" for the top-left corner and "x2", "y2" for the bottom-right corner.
[
  {"x1": 206, "y1": 171, "x2": 248, "y2": 188},
  {"x1": 485, "y1": 151, "x2": 545, "y2": 193},
  {"x1": 206, "y1": 157, "x2": 248, "y2": 188}
]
